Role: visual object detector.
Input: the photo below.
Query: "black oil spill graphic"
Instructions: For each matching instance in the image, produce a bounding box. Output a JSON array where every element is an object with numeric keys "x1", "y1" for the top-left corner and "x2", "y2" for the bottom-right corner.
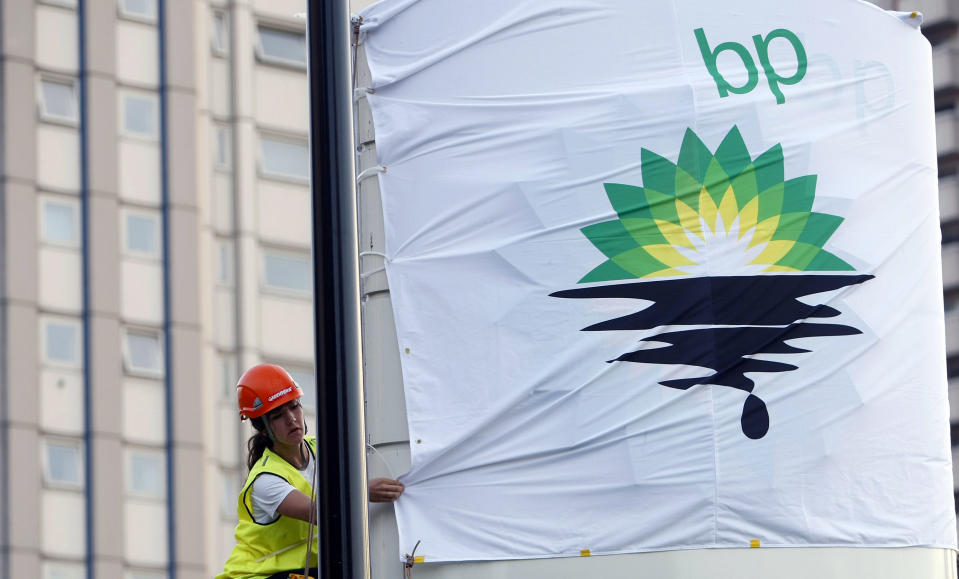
[{"x1": 551, "y1": 275, "x2": 873, "y2": 439}]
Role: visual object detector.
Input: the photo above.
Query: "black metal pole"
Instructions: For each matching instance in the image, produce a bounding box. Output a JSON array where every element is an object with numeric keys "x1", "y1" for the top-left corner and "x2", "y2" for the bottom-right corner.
[{"x1": 307, "y1": 1, "x2": 370, "y2": 578}]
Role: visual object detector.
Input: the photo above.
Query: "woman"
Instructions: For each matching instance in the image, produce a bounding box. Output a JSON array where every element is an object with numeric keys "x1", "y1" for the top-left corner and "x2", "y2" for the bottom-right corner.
[{"x1": 217, "y1": 364, "x2": 404, "y2": 579}]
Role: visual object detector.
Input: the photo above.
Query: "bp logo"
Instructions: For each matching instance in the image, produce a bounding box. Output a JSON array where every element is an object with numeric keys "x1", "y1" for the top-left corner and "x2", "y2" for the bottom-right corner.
[{"x1": 552, "y1": 126, "x2": 872, "y2": 439}]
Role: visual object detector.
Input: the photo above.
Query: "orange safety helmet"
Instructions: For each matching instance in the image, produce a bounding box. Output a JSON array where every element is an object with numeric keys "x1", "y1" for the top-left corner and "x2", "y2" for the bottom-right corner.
[{"x1": 236, "y1": 363, "x2": 303, "y2": 419}]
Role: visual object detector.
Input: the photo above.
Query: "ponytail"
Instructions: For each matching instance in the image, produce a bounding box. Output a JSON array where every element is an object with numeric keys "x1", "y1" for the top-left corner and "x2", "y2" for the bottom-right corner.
[{"x1": 246, "y1": 417, "x2": 273, "y2": 470}]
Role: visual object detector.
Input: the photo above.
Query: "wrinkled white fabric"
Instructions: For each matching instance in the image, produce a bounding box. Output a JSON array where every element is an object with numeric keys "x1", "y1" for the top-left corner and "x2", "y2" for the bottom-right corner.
[{"x1": 358, "y1": 0, "x2": 957, "y2": 563}]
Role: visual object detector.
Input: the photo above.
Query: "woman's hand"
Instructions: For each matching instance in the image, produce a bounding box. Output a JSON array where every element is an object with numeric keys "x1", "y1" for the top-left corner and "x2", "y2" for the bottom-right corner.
[{"x1": 368, "y1": 478, "x2": 405, "y2": 502}]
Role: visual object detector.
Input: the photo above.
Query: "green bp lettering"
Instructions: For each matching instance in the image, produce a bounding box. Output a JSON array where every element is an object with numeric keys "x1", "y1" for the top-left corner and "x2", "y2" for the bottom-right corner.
[{"x1": 695, "y1": 27, "x2": 808, "y2": 105}]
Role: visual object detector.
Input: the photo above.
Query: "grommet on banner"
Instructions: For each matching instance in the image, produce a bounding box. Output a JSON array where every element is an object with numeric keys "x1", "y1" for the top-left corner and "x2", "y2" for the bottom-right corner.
[
  {"x1": 356, "y1": 165, "x2": 386, "y2": 184},
  {"x1": 580, "y1": 549, "x2": 591, "y2": 557},
  {"x1": 750, "y1": 539, "x2": 761, "y2": 548},
  {"x1": 895, "y1": 10, "x2": 922, "y2": 26},
  {"x1": 354, "y1": 86, "x2": 375, "y2": 102}
]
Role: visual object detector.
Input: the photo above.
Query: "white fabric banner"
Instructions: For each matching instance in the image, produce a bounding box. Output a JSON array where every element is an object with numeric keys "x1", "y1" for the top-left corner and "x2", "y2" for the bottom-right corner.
[{"x1": 358, "y1": 0, "x2": 956, "y2": 562}]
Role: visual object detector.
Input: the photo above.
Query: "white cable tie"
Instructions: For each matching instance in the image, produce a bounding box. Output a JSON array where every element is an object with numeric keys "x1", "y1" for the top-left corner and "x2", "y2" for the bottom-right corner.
[
  {"x1": 359, "y1": 251, "x2": 388, "y2": 260},
  {"x1": 356, "y1": 165, "x2": 386, "y2": 184},
  {"x1": 353, "y1": 86, "x2": 375, "y2": 102},
  {"x1": 361, "y1": 266, "x2": 387, "y2": 280},
  {"x1": 360, "y1": 251, "x2": 389, "y2": 280}
]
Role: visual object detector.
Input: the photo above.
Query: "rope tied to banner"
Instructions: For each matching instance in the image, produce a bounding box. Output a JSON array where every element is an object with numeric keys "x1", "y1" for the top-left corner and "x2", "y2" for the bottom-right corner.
[{"x1": 404, "y1": 540, "x2": 422, "y2": 579}]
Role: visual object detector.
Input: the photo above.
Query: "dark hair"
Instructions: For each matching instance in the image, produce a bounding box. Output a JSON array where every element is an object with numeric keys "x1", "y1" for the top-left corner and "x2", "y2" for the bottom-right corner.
[{"x1": 246, "y1": 417, "x2": 273, "y2": 471}]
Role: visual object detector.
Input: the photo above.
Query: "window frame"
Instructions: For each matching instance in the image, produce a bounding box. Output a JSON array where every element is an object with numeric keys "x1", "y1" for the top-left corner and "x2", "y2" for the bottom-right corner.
[
  {"x1": 122, "y1": 327, "x2": 165, "y2": 378},
  {"x1": 215, "y1": 239, "x2": 234, "y2": 286},
  {"x1": 42, "y1": 560, "x2": 86, "y2": 579},
  {"x1": 118, "y1": 89, "x2": 160, "y2": 140},
  {"x1": 39, "y1": 0, "x2": 79, "y2": 7},
  {"x1": 42, "y1": 438, "x2": 85, "y2": 489},
  {"x1": 261, "y1": 248, "x2": 313, "y2": 296},
  {"x1": 41, "y1": 316, "x2": 82, "y2": 368},
  {"x1": 126, "y1": 570, "x2": 167, "y2": 579},
  {"x1": 218, "y1": 353, "x2": 238, "y2": 400},
  {"x1": 117, "y1": 0, "x2": 158, "y2": 23},
  {"x1": 258, "y1": 133, "x2": 310, "y2": 183},
  {"x1": 255, "y1": 23, "x2": 307, "y2": 69},
  {"x1": 121, "y1": 207, "x2": 162, "y2": 259},
  {"x1": 281, "y1": 363, "x2": 316, "y2": 412},
  {"x1": 39, "y1": 195, "x2": 81, "y2": 247},
  {"x1": 213, "y1": 122, "x2": 232, "y2": 170},
  {"x1": 125, "y1": 447, "x2": 166, "y2": 500},
  {"x1": 220, "y1": 469, "x2": 240, "y2": 519},
  {"x1": 37, "y1": 76, "x2": 80, "y2": 126},
  {"x1": 211, "y1": 10, "x2": 229, "y2": 56}
]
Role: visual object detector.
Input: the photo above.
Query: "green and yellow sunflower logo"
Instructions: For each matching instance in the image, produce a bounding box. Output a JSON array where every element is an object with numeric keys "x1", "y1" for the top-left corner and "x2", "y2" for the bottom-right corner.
[
  {"x1": 553, "y1": 126, "x2": 872, "y2": 439},
  {"x1": 580, "y1": 126, "x2": 853, "y2": 281}
]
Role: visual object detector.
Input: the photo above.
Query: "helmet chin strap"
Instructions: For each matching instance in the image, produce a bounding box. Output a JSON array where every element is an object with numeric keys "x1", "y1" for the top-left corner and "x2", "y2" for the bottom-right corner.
[{"x1": 263, "y1": 419, "x2": 277, "y2": 442}]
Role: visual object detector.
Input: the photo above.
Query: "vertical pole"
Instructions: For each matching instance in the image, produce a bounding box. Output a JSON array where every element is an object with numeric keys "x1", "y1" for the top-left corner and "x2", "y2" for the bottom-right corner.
[
  {"x1": 156, "y1": 1, "x2": 176, "y2": 577},
  {"x1": 76, "y1": 1, "x2": 95, "y2": 577},
  {"x1": 307, "y1": 1, "x2": 371, "y2": 578}
]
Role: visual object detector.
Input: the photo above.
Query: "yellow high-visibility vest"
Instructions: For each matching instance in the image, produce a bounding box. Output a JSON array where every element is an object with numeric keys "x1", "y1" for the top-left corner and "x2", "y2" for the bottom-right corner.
[{"x1": 217, "y1": 436, "x2": 318, "y2": 579}]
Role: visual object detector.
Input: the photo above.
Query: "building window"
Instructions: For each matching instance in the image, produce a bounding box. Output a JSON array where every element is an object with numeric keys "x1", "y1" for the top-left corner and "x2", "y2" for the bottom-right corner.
[
  {"x1": 256, "y1": 25, "x2": 306, "y2": 67},
  {"x1": 122, "y1": 209, "x2": 161, "y2": 258},
  {"x1": 220, "y1": 470, "x2": 239, "y2": 518},
  {"x1": 120, "y1": 91, "x2": 158, "y2": 139},
  {"x1": 42, "y1": 561, "x2": 85, "y2": 579},
  {"x1": 43, "y1": 439, "x2": 84, "y2": 488},
  {"x1": 213, "y1": 124, "x2": 232, "y2": 169},
  {"x1": 42, "y1": 318, "x2": 81, "y2": 367},
  {"x1": 211, "y1": 11, "x2": 228, "y2": 56},
  {"x1": 118, "y1": 0, "x2": 157, "y2": 22},
  {"x1": 39, "y1": 0, "x2": 78, "y2": 7},
  {"x1": 40, "y1": 197, "x2": 80, "y2": 246},
  {"x1": 259, "y1": 135, "x2": 309, "y2": 181},
  {"x1": 123, "y1": 329, "x2": 164, "y2": 376},
  {"x1": 38, "y1": 78, "x2": 79, "y2": 124},
  {"x1": 216, "y1": 239, "x2": 233, "y2": 285},
  {"x1": 219, "y1": 354, "x2": 237, "y2": 399},
  {"x1": 285, "y1": 366, "x2": 316, "y2": 411},
  {"x1": 126, "y1": 448, "x2": 165, "y2": 498},
  {"x1": 263, "y1": 250, "x2": 311, "y2": 294}
]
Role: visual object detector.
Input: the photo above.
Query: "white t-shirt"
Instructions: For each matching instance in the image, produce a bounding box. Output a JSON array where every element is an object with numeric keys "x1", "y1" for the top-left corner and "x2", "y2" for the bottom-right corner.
[{"x1": 250, "y1": 445, "x2": 315, "y2": 524}]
